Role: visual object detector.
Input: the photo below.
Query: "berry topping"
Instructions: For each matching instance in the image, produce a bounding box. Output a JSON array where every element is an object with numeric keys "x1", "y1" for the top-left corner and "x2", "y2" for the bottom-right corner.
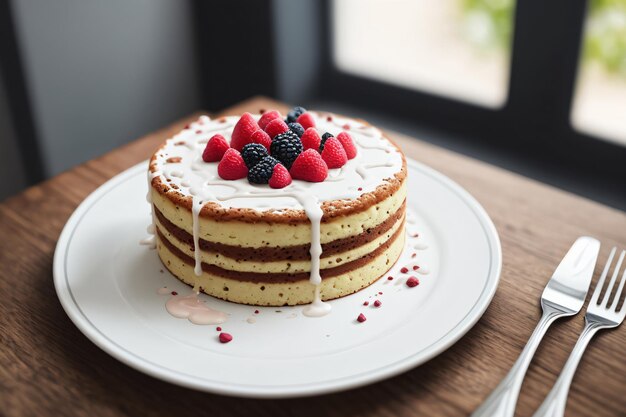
[
  {"x1": 219, "y1": 332, "x2": 233, "y2": 343},
  {"x1": 337, "y1": 131, "x2": 357, "y2": 159},
  {"x1": 320, "y1": 137, "x2": 348, "y2": 169},
  {"x1": 363, "y1": 301, "x2": 369, "y2": 306},
  {"x1": 270, "y1": 131, "x2": 303, "y2": 169},
  {"x1": 301, "y1": 128, "x2": 322, "y2": 151},
  {"x1": 269, "y1": 163, "x2": 292, "y2": 189},
  {"x1": 406, "y1": 277, "x2": 420, "y2": 287},
  {"x1": 241, "y1": 143, "x2": 269, "y2": 169},
  {"x1": 400, "y1": 267, "x2": 409, "y2": 273},
  {"x1": 286, "y1": 106, "x2": 306, "y2": 123},
  {"x1": 374, "y1": 300, "x2": 382, "y2": 307},
  {"x1": 258, "y1": 110, "x2": 282, "y2": 130},
  {"x1": 250, "y1": 129, "x2": 272, "y2": 151},
  {"x1": 202, "y1": 134, "x2": 230, "y2": 162},
  {"x1": 290, "y1": 149, "x2": 328, "y2": 182},
  {"x1": 264, "y1": 118, "x2": 290, "y2": 139},
  {"x1": 357, "y1": 313, "x2": 367, "y2": 323},
  {"x1": 247, "y1": 156, "x2": 280, "y2": 184},
  {"x1": 216, "y1": 326, "x2": 222, "y2": 331},
  {"x1": 288, "y1": 122, "x2": 305, "y2": 138},
  {"x1": 217, "y1": 149, "x2": 248, "y2": 180},
  {"x1": 296, "y1": 112, "x2": 316, "y2": 129},
  {"x1": 320, "y1": 132, "x2": 334, "y2": 151},
  {"x1": 230, "y1": 112, "x2": 259, "y2": 151}
]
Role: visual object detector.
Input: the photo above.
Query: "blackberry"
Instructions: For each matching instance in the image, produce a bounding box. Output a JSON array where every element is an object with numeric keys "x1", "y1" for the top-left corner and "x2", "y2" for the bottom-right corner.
[
  {"x1": 288, "y1": 122, "x2": 304, "y2": 138},
  {"x1": 320, "y1": 132, "x2": 334, "y2": 151},
  {"x1": 247, "y1": 156, "x2": 279, "y2": 184},
  {"x1": 270, "y1": 131, "x2": 303, "y2": 169},
  {"x1": 285, "y1": 106, "x2": 307, "y2": 123},
  {"x1": 241, "y1": 143, "x2": 269, "y2": 169}
]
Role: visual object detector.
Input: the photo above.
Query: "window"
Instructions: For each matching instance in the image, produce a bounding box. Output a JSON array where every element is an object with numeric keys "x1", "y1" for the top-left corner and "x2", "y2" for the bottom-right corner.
[{"x1": 332, "y1": 0, "x2": 516, "y2": 108}]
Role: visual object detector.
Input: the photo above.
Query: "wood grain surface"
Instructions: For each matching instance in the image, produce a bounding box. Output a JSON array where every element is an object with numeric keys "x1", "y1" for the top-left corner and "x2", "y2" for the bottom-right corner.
[{"x1": 1, "y1": 97, "x2": 625, "y2": 417}]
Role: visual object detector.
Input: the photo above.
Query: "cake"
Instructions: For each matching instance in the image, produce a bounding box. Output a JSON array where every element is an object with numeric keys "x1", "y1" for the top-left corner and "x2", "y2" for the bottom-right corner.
[{"x1": 147, "y1": 107, "x2": 406, "y2": 313}]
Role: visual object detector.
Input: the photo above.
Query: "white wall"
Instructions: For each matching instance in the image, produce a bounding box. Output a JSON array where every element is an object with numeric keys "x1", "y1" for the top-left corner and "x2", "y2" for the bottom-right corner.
[{"x1": 10, "y1": 0, "x2": 200, "y2": 176}]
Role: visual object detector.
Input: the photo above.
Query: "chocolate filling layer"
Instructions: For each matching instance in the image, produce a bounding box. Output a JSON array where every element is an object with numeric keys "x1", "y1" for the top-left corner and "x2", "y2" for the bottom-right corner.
[
  {"x1": 156, "y1": 221, "x2": 404, "y2": 283},
  {"x1": 154, "y1": 201, "x2": 405, "y2": 262}
]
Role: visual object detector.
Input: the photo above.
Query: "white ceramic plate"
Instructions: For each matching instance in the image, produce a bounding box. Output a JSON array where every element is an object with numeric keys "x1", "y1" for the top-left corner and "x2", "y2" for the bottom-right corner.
[{"x1": 54, "y1": 159, "x2": 501, "y2": 398}]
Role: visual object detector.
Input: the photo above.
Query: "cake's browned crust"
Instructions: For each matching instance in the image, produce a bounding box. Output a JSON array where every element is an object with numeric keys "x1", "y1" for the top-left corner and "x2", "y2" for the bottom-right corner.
[
  {"x1": 156, "y1": 220, "x2": 404, "y2": 283},
  {"x1": 154, "y1": 201, "x2": 406, "y2": 261},
  {"x1": 148, "y1": 114, "x2": 407, "y2": 224}
]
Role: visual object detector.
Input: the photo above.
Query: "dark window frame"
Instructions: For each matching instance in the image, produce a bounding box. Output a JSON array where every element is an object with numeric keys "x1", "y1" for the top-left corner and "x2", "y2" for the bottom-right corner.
[{"x1": 317, "y1": 0, "x2": 626, "y2": 179}]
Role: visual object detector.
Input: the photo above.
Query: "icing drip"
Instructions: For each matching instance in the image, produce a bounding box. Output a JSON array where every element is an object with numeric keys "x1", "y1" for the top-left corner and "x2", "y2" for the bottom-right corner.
[
  {"x1": 140, "y1": 170, "x2": 160, "y2": 248},
  {"x1": 165, "y1": 293, "x2": 227, "y2": 325}
]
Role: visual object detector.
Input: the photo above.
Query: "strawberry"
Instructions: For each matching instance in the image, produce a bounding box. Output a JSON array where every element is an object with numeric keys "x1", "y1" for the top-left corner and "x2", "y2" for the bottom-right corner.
[
  {"x1": 336, "y1": 131, "x2": 357, "y2": 159},
  {"x1": 300, "y1": 128, "x2": 321, "y2": 151},
  {"x1": 264, "y1": 118, "x2": 289, "y2": 138},
  {"x1": 258, "y1": 110, "x2": 282, "y2": 130},
  {"x1": 290, "y1": 149, "x2": 328, "y2": 182},
  {"x1": 268, "y1": 163, "x2": 292, "y2": 189},
  {"x1": 217, "y1": 149, "x2": 248, "y2": 180},
  {"x1": 230, "y1": 112, "x2": 259, "y2": 151},
  {"x1": 320, "y1": 137, "x2": 348, "y2": 169},
  {"x1": 296, "y1": 112, "x2": 316, "y2": 129},
  {"x1": 202, "y1": 134, "x2": 230, "y2": 162},
  {"x1": 250, "y1": 129, "x2": 272, "y2": 151}
]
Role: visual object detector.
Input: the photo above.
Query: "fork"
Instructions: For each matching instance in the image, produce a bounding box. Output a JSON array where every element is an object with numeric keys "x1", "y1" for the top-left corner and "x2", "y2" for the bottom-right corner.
[{"x1": 532, "y1": 247, "x2": 626, "y2": 417}]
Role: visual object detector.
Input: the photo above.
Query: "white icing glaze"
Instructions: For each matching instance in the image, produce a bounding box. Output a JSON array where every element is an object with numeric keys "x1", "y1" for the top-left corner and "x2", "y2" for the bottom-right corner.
[
  {"x1": 165, "y1": 293, "x2": 227, "y2": 325},
  {"x1": 150, "y1": 111, "x2": 403, "y2": 317}
]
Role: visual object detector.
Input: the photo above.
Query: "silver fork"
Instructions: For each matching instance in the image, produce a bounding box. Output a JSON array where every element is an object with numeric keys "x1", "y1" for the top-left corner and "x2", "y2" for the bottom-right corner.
[
  {"x1": 472, "y1": 237, "x2": 600, "y2": 417},
  {"x1": 532, "y1": 248, "x2": 626, "y2": 417}
]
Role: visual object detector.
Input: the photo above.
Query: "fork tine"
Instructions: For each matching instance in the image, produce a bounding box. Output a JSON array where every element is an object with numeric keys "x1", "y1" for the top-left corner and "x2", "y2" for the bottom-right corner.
[
  {"x1": 609, "y1": 250, "x2": 626, "y2": 313},
  {"x1": 600, "y1": 249, "x2": 625, "y2": 307},
  {"x1": 591, "y1": 247, "x2": 617, "y2": 305}
]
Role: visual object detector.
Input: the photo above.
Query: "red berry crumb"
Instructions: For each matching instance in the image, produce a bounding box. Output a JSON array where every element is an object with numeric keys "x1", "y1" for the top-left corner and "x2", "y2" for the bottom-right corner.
[
  {"x1": 374, "y1": 300, "x2": 382, "y2": 307},
  {"x1": 400, "y1": 267, "x2": 409, "y2": 274},
  {"x1": 250, "y1": 129, "x2": 272, "y2": 151},
  {"x1": 336, "y1": 131, "x2": 358, "y2": 159},
  {"x1": 378, "y1": 291, "x2": 383, "y2": 295},
  {"x1": 218, "y1": 149, "x2": 248, "y2": 180},
  {"x1": 254, "y1": 310, "x2": 259, "y2": 314},
  {"x1": 343, "y1": 124, "x2": 351, "y2": 130},
  {"x1": 296, "y1": 112, "x2": 316, "y2": 129},
  {"x1": 219, "y1": 332, "x2": 233, "y2": 343},
  {"x1": 301, "y1": 128, "x2": 321, "y2": 151},
  {"x1": 413, "y1": 265, "x2": 419, "y2": 271},
  {"x1": 387, "y1": 276, "x2": 393, "y2": 281},
  {"x1": 320, "y1": 137, "x2": 348, "y2": 169},
  {"x1": 411, "y1": 253, "x2": 417, "y2": 258},
  {"x1": 264, "y1": 118, "x2": 289, "y2": 138},
  {"x1": 357, "y1": 313, "x2": 367, "y2": 323},
  {"x1": 258, "y1": 110, "x2": 282, "y2": 130},
  {"x1": 290, "y1": 149, "x2": 328, "y2": 182},
  {"x1": 202, "y1": 134, "x2": 230, "y2": 162},
  {"x1": 230, "y1": 112, "x2": 259, "y2": 151},
  {"x1": 363, "y1": 301, "x2": 369, "y2": 306},
  {"x1": 358, "y1": 187, "x2": 363, "y2": 191},
  {"x1": 406, "y1": 277, "x2": 420, "y2": 288},
  {"x1": 171, "y1": 291, "x2": 178, "y2": 296},
  {"x1": 269, "y1": 163, "x2": 292, "y2": 189},
  {"x1": 216, "y1": 326, "x2": 222, "y2": 331}
]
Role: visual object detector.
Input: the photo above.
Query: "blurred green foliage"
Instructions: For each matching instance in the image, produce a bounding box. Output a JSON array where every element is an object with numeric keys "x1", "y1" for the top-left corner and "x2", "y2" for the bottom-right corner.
[
  {"x1": 584, "y1": 0, "x2": 626, "y2": 76},
  {"x1": 461, "y1": 0, "x2": 515, "y2": 49}
]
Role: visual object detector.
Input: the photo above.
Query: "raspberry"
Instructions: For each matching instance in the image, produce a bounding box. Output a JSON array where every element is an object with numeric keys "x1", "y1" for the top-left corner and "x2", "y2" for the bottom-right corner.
[
  {"x1": 301, "y1": 128, "x2": 321, "y2": 151},
  {"x1": 270, "y1": 131, "x2": 303, "y2": 169},
  {"x1": 264, "y1": 118, "x2": 289, "y2": 139},
  {"x1": 290, "y1": 149, "x2": 328, "y2": 182},
  {"x1": 401, "y1": 267, "x2": 409, "y2": 273},
  {"x1": 219, "y1": 332, "x2": 233, "y2": 343},
  {"x1": 320, "y1": 137, "x2": 348, "y2": 169},
  {"x1": 320, "y1": 132, "x2": 334, "y2": 151},
  {"x1": 250, "y1": 129, "x2": 272, "y2": 151},
  {"x1": 374, "y1": 300, "x2": 382, "y2": 307},
  {"x1": 217, "y1": 149, "x2": 248, "y2": 180},
  {"x1": 258, "y1": 110, "x2": 282, "y2": 130},
  {"x1": 241, "y1": 143, "x2": 269, "y2": 169},
  {"x1": 288, "y1": 122, "x2": 304, "y2": 138},
  {"x1": 269, "y1": 163, "x2": 292, "y2": 189},
  {"x1": 247, "y1": 156, "x2": 279, "y2": 184},
  {"x1": 296, "y1": 112, "x2": 316, "y2": 129},
  {"x1": 286, "y1": 106, "x2": 306, "y2": 123},
  {"x1": 406, "y1": 277, "x2": 419, "y2": 287},
  {"x1": 337, "y1": 131, "x2": 357, "y2": 159},
  {"x1": 357, "y1": 313, "x2": 367, "y2": 323},
  {"x1": 230, "y1": 112, "x2": 259, "y2": 151},
  {"x1": 202, "y1": 134, "x2": 229, "y2": 162}
]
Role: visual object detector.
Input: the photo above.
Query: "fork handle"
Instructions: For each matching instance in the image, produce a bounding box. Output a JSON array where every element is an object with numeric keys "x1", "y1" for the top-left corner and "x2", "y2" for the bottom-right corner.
[
  {"x1": 531, "y1": 320, "x2": 602, "y2": 417},
  {"x1": 471, "y1": 307, "x2": 563, "y2": 417}
]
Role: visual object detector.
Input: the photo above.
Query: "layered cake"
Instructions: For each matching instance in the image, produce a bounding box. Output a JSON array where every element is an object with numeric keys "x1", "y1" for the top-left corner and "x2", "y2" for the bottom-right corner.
[{"x1": 148, "y1": 107, "x2": 406, "y2": 312}]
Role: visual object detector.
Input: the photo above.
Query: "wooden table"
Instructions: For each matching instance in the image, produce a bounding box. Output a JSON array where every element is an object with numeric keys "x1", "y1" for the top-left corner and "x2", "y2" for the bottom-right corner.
[{"x1": 2, "y1": 97, "x2": 625, "y2": 417}]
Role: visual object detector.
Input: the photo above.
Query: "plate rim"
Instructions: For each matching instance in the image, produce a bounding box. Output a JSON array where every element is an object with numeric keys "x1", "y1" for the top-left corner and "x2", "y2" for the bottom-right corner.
[{"x1": 53, "y1": 158, "x2": 502, "y2": 398}]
